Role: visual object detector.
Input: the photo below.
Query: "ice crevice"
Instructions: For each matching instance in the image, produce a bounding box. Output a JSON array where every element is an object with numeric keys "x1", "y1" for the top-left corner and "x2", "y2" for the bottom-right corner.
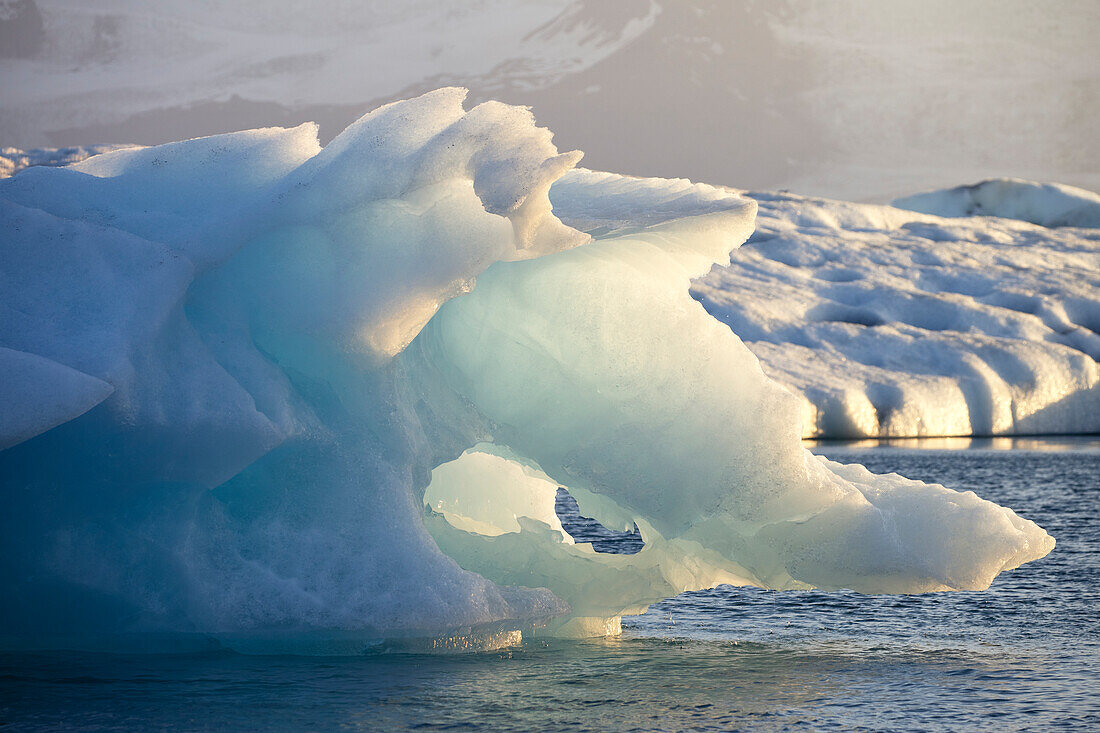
[{"x1": 0, "y1": 89, "x2": 1054, "y2": 650}]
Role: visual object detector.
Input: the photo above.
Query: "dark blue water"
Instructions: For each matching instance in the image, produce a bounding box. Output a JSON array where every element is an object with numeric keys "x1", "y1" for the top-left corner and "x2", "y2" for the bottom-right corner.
[{"x1": 2, "y1": 439, "x2": 1097, "y2": 731}]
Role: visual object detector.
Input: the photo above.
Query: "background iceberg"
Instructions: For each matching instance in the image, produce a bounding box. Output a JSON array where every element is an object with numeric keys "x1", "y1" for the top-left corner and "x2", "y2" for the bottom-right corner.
[
  {"x1": 893, "y1": 178, "x2": 1100, "y2": 229},
  {"x1": 693, "y1": 188, "x2": 1100, "y2": 438},
  {"x1": 0, "y1": 90, "x2": 1053, "y2": 649},
  {"x1": 0, "y1": 144, "x2": 136, "y2": 178}
]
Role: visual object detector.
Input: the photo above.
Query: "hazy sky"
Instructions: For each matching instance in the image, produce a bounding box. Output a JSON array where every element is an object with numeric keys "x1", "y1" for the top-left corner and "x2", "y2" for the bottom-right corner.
[{"x1": 2, "y1": 0, "x2": 1097, "y2": 200}]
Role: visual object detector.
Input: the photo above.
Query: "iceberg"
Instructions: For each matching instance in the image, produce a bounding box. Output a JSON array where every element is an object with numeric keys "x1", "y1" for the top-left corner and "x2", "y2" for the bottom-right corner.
[
  {"x1": 693, "y1": 189, "x2": 1100, "y2": 439},
  {"x1": 0, "y1": 144, "x2": 137, "y2": 179},
  {"x1": 0, "y1": 90, "x2": 1054, "y2": 650},
  {"x1": 893, "y1": 178, "x2": 1100, "y2": 229}
]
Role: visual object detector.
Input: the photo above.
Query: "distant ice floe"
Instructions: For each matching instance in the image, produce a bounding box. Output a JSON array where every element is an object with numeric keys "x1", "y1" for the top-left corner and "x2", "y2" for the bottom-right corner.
[
  {"x1": 0, "y1": 90, "x2": 1056, "y2": 650},
  {"x1": 893, "y1": 178, "x2": 1100, "y2": 228},
  {"x1": 0, "y1": 144, "x2": 136, "y2": 178}
]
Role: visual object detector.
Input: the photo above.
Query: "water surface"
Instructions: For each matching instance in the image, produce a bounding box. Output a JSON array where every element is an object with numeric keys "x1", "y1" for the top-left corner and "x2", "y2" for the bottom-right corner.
[{"x1": 1, "y1": 439, "x2": 1096, "y2": 730}]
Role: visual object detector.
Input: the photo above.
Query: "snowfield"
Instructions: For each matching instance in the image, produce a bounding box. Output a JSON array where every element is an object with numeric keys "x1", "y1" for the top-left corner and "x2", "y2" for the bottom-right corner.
[{"x1": 3, "y1": 1, "x2": 1096, "y2": 200}]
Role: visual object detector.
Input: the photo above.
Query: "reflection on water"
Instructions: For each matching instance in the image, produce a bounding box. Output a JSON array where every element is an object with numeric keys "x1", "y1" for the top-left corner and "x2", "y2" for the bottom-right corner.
[
  {"x1": 0, "y1": 634, "x2": 1089, "y2": 731},
  {"x1": 805, "y1": 434, "x2": 1100, "y2": 453},
  {"x1": 0, "y1": 445, "x2": 1097, "y2": 730}
]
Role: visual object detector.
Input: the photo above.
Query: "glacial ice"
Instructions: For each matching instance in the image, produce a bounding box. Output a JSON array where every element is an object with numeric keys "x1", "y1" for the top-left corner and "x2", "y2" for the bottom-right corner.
[
  {"x1": 0, "y1": 144, "x2": 137, "y2": 179},
  {"x1": 692, "y1": 188, "x2": 1100, "y2": 438},
  {"x1": 0, "y1": 90, "x2": 1055, "y2": 649},
  {"x1": 893, "y1": 178, "x2": 1100, "y2": 229}
]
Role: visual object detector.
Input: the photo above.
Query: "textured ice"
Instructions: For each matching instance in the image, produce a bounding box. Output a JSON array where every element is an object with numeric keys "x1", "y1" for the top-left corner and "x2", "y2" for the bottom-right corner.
[
  {"x1": 893, "y1": 178, "x2": 1100, "y2": 229},
  {"x1": 0, "y1": 90, "x2": 1054, "y2": 649},
  {"x1": 692, "y1": 188, "x2": 1100, "y2": 439},
  {"x1": 0, "y1": 145, "x2": 137, "y2": 179}
]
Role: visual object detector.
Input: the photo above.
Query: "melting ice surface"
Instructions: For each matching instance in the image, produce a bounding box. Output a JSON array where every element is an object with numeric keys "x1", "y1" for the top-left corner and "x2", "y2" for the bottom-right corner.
[{"x1": 0, "y1": 90, "x2": 1055, "y2": 650}]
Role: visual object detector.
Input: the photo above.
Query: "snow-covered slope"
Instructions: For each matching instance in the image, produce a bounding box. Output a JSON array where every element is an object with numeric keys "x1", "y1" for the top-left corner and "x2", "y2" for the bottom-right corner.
[
  {"x1": 689, "y1": 186, "x2": 1100, "y2": 438},
  {"x1": 0, "y1": 92, "x2": 1053, "y2": 649},
  {"x1": 2, "y1": 1, "x2": 1097, "y2": 199},
  {"x1": 0, "y1": 1, "x2": 656, "y2": 146}
]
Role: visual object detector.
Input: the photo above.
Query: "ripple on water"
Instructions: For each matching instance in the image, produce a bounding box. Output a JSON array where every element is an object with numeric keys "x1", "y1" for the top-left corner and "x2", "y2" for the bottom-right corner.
[{"x1": 0, "y1": 442, "x2": 1096, "y2": 731}]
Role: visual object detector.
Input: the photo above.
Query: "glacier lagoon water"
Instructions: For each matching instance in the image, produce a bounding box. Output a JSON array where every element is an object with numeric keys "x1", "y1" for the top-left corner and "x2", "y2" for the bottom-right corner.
[{"x1": 1, "y1": 439, "x2": 1095, "y2": 731}]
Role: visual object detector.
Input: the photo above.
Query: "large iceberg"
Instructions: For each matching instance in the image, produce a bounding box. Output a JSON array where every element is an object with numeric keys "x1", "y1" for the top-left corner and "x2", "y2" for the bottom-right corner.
[{"x1": 0, "y1": 90, "x2": 1054, "y2": 650}]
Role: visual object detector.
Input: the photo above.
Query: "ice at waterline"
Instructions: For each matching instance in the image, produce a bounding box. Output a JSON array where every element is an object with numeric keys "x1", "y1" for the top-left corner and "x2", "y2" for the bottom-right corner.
[{"x1": 0, "y1": 89, "x2": 1054, "y2": 652}]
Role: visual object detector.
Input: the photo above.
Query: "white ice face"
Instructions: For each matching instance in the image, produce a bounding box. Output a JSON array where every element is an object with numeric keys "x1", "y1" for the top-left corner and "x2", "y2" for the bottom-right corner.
[
  {"x1": 692, "y1": 186, "x2": 1100, "y2": 440},
  {"x1": 0, "y1": 89, "x2": 1054, "y2": 649}
]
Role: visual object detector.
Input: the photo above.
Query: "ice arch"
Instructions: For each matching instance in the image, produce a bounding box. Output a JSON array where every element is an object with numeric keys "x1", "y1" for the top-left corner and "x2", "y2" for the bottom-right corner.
[
  {"x1": 0, "y1": 89, "x2": 1052, "y2": 650},
  {"x1": 411, "y1": 169, "x2": 1054, "y2": 635}
]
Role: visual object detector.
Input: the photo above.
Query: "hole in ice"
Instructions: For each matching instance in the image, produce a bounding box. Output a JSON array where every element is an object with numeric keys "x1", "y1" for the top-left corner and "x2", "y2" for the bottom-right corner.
[{"x1": 554, "y1": 488, "x2": 644, "y2": 555}]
